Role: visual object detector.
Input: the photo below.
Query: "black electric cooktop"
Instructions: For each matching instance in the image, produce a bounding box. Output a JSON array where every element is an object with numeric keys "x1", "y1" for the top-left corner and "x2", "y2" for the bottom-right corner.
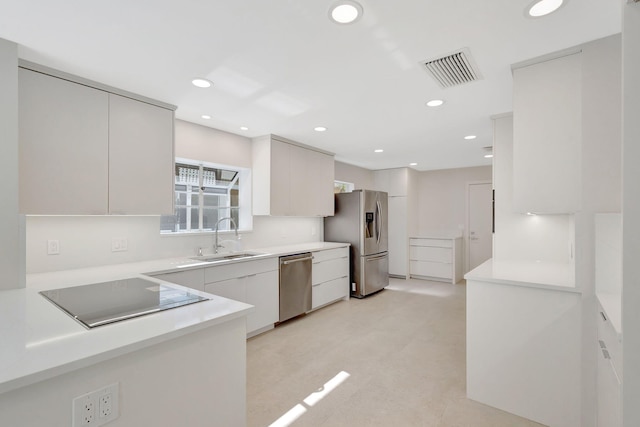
[{"x1": 39, "y1": 277, "x2": 209, "y2": 329}]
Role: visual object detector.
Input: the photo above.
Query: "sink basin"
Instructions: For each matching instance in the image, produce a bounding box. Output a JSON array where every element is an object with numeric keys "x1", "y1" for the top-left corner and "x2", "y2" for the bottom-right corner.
[{"x1": 189, "y1": 252, "x2": 266, "y2": 263}]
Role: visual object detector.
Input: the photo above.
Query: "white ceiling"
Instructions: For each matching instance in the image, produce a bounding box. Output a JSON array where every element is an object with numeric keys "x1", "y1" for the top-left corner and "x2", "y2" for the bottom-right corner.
[{"x1": 0, "y1": 0, "x2": 621, "y2": 171}]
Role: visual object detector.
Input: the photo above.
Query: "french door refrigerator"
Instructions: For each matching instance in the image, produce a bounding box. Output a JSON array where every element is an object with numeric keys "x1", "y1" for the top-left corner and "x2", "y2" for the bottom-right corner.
[{"x1": 324, "y1": 190, "x2": 389, "y2": 298}]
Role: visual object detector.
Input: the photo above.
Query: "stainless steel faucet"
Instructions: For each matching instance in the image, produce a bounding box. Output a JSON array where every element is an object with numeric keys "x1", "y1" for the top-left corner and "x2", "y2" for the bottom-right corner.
[{"x1": 214, "y1": 216, "x2": 238, "y2": 254}]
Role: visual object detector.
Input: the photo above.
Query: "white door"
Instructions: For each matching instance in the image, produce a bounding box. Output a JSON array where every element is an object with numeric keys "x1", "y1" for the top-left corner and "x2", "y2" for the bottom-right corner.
[{"x1": 467, "y1": 182, "x2": 493, "y2": 271}]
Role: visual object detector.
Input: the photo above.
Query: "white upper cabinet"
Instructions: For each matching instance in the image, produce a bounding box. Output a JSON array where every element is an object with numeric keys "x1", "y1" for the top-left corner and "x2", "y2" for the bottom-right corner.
[
  {"x1": 108, "y1": 94, "x2": 174, "y2": 215},
  {"x1": 252, "y1": 135, "x2": 334, "y2": 216},
  {"x1": 512, "y1": 52, "x2": 582, "y2": 214},
  {"x1": 373, "y1": 168, "x2": 408, "y2": 197},
  {"x1": 19, "y1": 68, "x2": 110, "y2": 214},
  {"x1": 18, "y1": 65, "x2": 175, "y2": 215}
]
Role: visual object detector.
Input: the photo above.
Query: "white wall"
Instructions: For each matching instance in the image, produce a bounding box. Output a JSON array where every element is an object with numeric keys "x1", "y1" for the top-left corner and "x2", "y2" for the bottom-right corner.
[
  {"x1": 492, "y1": 115, "x2": 574, "y2": 264},
  {"x1": 417, "y1": 166, "x2": 491, "y2": 236},
  {"x1": 25, "y1": 120, "x2": 322, "y2": 274},
  {"x1": 334, "y1": 161, "x2": 374, "y2": 190},
  {"x1": 0, "y1": 38, "x2": 25, "y2": 289},
  {"x1": 622, "y1": 1, "x2": 640, "y2": 425}
]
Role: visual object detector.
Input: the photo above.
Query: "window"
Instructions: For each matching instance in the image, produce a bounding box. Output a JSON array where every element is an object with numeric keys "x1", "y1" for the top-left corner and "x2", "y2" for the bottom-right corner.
[
  {"x1": 334, "y1": 180, "x2": 355, "y2": 193},
  {"x1": 160, "y1": 158, "x2": 251, "y2": 234}
]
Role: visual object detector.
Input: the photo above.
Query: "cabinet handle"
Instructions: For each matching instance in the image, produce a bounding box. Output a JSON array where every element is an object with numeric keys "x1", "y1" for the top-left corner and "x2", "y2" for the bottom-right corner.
[
  {"x1": 602, "y1": 348, "x2": 611, "y2": 360},
  {"x1": 600, "y1": 311, "x2": 607, "y2": 322},
  {"x1": 598, "y1": 340, "x2": 607, "y2": 349}
]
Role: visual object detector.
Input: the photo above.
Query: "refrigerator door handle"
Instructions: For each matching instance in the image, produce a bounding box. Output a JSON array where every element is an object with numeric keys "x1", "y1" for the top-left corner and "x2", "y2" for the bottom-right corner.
[
  {"x1": 376, "y1": 200, "x2": 382, "y2": 245},
  {"x1": 366, "y1": 253, "x2": 388, "y2": 262}
]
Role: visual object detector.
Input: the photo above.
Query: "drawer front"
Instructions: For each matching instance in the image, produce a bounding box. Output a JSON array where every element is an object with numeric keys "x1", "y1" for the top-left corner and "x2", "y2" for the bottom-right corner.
[
  {"x1": 410, "y1": 238, "x2": 453, "y2": 248},
  {"x1": 410, "y1": 260, "x2": 452, "y2": 279},
  {"x1": 204, "y1": 277, "x2": 245, "y2": 302},
  {"x1": 204, "y1": 257, "x2": 278, "y2": 284},
  {"x1": 313, "y1": 247, "x2": 349, "y2": 263},
  {"x1": 597, "y1": 305, "x2": 622, "y2": 376},
  {"x1": 410, "y1": 246, "x2": 452, "y2": 263},
  {"x1": 313, "y1": 257, "x2": 349, "y2": 285},
  {"x1": 150, "y1": 268, "x2": 205, "y2": 291},
  {"x1": 312, "y1": 276, "x2": 349, "y2": 309}
]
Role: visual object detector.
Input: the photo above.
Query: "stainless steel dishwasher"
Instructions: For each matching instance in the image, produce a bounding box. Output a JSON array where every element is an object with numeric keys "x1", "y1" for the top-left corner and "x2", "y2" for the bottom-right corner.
[{"x1": 279, "y1": 252, "x2": 313, "y2": 323}]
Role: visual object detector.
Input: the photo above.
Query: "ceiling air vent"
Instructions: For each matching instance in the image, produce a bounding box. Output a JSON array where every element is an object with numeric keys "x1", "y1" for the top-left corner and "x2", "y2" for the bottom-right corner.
[{"x1": 421, "y1": 48, "x2": 482, "y2": 88}]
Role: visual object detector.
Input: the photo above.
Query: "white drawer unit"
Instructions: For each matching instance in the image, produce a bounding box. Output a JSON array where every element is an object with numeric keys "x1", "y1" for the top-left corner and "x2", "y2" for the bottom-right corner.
[
  {"x1": 311, "y1": 247, "x2": 349, "y2": 310},
  {"x1": 409, "y1": 237, "x2": 462, "y2": 284},
  {"x1": 204, "y1": 257, "x2": 279, "y2": 337}
]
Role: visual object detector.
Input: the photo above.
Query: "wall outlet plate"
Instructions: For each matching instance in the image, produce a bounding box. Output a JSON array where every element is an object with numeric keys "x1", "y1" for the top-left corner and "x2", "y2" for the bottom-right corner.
[
  {"x1": 47, "y1": 239, "x2": 60, "y2": 255},
  {"x1": 72, "y1": 383, "x2": 119, "y2": 426},
  {"x1": 111, "y1": 238, "x2": 128, "y2": 252}
]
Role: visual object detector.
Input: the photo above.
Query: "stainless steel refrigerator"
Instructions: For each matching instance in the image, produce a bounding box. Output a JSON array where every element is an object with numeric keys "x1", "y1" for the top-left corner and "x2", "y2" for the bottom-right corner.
[{"x1": 324, "y1": 190, "x2": 389, "y2": 298}]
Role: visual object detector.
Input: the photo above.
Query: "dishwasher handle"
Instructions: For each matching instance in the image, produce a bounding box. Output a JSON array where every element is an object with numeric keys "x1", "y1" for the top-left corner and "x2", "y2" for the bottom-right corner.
[{"x1": 281, "y1": 256, "x2": 313, "y2": 265}]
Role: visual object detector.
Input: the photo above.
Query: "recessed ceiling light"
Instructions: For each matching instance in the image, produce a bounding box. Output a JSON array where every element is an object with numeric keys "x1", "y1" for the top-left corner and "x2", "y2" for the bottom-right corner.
[
  {"x1": 201, "y1": 115, "x2": 211, "y2": 120},
  {"x1": 526, "y1": 0, "x2": 565, "y2": 17},
  {"x1": 426, "y1": 99, "x2": 444, "y2": 107},
  {"x1": 314, "y1": 126, "x2": 327, "y2": 132},
  {"x1": 192, "y1": 78, "x2": 213, "y2": 88},
  {"x1": 329, "y1": 1, "x2": 363, "y2": 24},
  {"x1": 409, "y1": 163, "x2": 418, "y2": 166},
  {"x1": 484, "y1": 154, "x2": 494, "y2": 158},
  {"x1": 240, "y1": 126, "x2": 249, "y2": 131},
  {"x1": 464, "y1": 135, "x2": 477, "y2": 140},
  {"x1": 374, "y1": 149, "x2": 384, "y2": 153}
]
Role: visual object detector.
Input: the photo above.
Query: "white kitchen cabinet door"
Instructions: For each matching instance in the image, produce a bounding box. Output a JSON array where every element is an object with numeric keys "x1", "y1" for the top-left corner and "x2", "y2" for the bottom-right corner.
[
  {"x1": 245, "y1": 270, "x2": 279, "y2": 334},
  {"x1": 388, "y1": 196, "x2": 407, "y2": 277},
  {"x1": 512, "y1": 52, "x2": 582, "y2": 213},
  {"x1": 252, "y1": 135, "x2": 335, "y2": 216},
  {"x1": 108, "y1": 94, "x2": 174, "y2": 215},
  {"x1": 19, "y1": 68, "x2": 109, "y2": 214},
  {"x1": 204, "y1": 277, "x2": 246, "y2": 303},
  {"x1": 292, "y1": 146, "x2": 334, "y2": 216},
  {"x1": 373, "y1": 168, "x2": 407, "y2": 197}
]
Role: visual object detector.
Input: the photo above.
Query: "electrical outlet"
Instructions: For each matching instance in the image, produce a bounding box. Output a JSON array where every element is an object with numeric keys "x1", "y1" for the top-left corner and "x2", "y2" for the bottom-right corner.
[
  {"x1": 47, "y1": 239, "x2": 60, "y2": 255},
  {"x1": 73, "y1": 383, "x2": 119, "y2": 427},
  {"x1": 111, "y1": 238, "x2": 128, "y2": 252}
]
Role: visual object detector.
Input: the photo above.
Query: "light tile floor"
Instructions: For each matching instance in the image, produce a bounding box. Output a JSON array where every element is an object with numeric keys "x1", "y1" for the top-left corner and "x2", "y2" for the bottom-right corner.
[{"x1": 247, "y1": 278, "x2": 545, "y2": 427}]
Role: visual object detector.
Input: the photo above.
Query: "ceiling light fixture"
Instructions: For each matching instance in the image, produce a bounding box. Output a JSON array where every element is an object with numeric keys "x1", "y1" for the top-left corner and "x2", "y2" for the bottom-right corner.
[
  {"x1": 409, "y1": 163, "x2": 418, "y2": 166},
  {"x1": 191, "y1": 78, "x2": 212, "y2": 88},
  {"x1": 201, "y1": 115, "x2": 211, "y2": 120},
  {"x1": 314, "y1": 126, "x2": 327, "y2": 132},
  {"x1": 526, "y1": 0, "x2": 565, "y2": 17},
  {"x1": 464, "y1": 135, "x2": 477, "y2": 140},
  {"x1": 426, "y1": 99, "x2": 444, "y2": 107},
  {"x1": 240, "y1": 126, "x2": 249, "y2": 131},
  {"x1": 329, "y1": 1, "x2": 363, "y2": 24},
  {"x1": 374, "y1": 149, "x2": 384, "y2": 153},
  {"x1": 484, "y1": 154, "x2": 494, "y2": 158}
]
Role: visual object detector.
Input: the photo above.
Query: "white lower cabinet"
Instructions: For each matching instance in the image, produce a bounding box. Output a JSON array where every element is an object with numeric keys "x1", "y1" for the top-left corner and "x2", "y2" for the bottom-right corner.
[
  {"x1": 409, "y1": 237, "x2": 462, "y2": 283},
  {"x1": 204, "y1": 258, "x2": 279, "y2": 337},
  {"x1": 312, "y1": 247, "x2": 349, "y2": 309}
]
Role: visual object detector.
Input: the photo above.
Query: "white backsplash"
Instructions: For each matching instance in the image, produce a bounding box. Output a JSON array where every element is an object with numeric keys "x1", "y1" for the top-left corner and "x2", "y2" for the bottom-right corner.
[{"x1": 26, "y1": 215, "x2": 323, "y2": 274}]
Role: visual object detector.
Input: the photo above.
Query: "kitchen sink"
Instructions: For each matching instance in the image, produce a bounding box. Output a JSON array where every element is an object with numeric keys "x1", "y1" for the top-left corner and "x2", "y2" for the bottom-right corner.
[{"x1": 189, "y1": 251, "x2": 266, "y2": 263}]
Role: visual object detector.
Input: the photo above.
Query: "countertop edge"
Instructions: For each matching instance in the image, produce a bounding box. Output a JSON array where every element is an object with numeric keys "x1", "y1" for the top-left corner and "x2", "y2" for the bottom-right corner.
[
  {"x1": 464, "y1": 259, "x2": 580, "y2": 294},
  {"x1": 0, "y1": 305, "x2": 252, "y2": 395}
]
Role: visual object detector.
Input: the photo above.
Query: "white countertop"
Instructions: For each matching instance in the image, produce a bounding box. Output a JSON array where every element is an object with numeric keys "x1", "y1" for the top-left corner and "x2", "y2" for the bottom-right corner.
[
  {"x1": 465, "y1": 259, "x2": 579, "y2": 293},
  {"x1": 2, "y1": 241, "x2": 349, "y2": 395}
]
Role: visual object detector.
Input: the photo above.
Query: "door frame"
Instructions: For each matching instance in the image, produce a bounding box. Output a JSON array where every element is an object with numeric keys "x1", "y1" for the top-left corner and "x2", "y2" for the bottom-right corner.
[{"x1": 465, "y1": 180, "x2": 492, "y2": 273}]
